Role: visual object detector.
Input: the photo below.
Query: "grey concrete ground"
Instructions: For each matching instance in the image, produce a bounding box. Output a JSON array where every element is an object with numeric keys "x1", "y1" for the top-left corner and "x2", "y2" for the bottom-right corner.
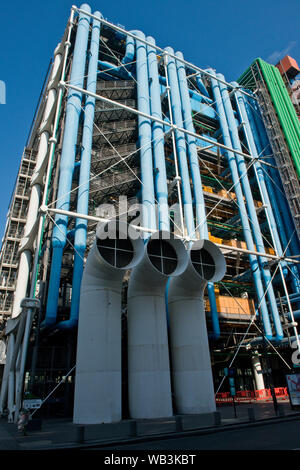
[
  {"x1": 102, "y1": 418, "x2": 300, "y2": 451},
  {"x1": 0, "y1": 401, "x2": 299, "y2": 450}
]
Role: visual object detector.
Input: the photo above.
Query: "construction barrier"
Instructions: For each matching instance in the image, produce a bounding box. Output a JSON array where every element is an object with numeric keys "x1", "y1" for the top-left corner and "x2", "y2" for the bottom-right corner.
[{"x1": 216, "y1": 387, "x2": 289, "y2": 404}]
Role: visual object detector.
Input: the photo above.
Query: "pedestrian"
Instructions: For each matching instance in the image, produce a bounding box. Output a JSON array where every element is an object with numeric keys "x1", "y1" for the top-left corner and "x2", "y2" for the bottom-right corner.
[{"x1": 17, "y1": 409, "x2": 30, "y2": 436}]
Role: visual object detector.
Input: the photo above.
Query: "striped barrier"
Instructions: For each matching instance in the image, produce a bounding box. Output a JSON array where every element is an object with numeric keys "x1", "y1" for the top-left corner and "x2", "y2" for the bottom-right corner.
[{"x1": 216, "y1": 387, "x2": 289, "y2": 404}]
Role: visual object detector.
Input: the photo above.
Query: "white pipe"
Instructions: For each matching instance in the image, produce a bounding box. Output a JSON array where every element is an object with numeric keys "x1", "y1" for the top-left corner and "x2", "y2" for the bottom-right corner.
[
  {"x1": 0, "y1": 333, "x2": 13, "y2": 414},
  {"x1": 251, "y1": 353, "x2": 265, "y2": 390},
  {"x1": 0, "y1": 9, "x2": 76, "y2": 422},
  {"x1": 14, "y1": 299, "x2": 40, "y2": 421},
  {"x1": 215, "y1": 242, "x2": 299, "y2": 264},
  {"x1": 7, "y1": 335, "x2": 15, "y2": 423},
  {"x1": 163, "y1": 55, "x2": 185, "y2": 236},
  {"x1": 43, "y1": 206, "x2": 300, "y2": 265},
  {"x1": 11, "y1": 45, "x2": 63, "y2": 319},
  {"x1": 73, "y1": 222, "x2": 144, "y2": 424},
  {"x1": 127, "y1": 231, "x2": 189, "y2": 419},
  {"x1": 168, "y1": 239, "x2": 226, "y2": 414}
]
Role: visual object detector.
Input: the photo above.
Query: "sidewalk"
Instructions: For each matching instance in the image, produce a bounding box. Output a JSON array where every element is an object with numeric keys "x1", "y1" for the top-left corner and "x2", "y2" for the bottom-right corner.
[{"x1": 0, "y1": 401, "x2": 299, "y2": 450}]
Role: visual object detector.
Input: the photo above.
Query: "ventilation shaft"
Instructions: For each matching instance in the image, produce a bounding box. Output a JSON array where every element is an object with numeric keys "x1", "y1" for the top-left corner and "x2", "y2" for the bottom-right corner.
[
  {"x1": 73, "y1": 222, "x2": 144, "y2": 424},
  {"x1": 127, "y1": 231, "x2": 189, "y2": 419},
  {"x1": 167, "y1": 239, "x2": 226, "y2": 414}
]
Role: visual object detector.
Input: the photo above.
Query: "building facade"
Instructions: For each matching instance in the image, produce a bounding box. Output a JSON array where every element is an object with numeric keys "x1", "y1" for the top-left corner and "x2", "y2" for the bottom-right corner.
[{"x1": 0, "y1": 4, "x2": 300, "y2": 422}]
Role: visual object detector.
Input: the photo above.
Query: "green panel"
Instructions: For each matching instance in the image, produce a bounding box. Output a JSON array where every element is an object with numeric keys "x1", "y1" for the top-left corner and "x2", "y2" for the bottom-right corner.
[{"x1": 239, "y1": 58, "x2": 300, "y2": 179}]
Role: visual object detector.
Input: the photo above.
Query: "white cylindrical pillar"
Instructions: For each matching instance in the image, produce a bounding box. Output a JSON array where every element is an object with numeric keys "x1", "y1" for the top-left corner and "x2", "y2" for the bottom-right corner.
[
  {"x1": 168, "y1": 239, "x2": 226, "y2": 414},
  {"x1": 127, "y1": 231, "x2": 189, "y2": 419},
  {"x1": 73, "y1": 223, "x2": 144, "y2": 424},
  {"x1": 252, "y1": 353, "x2": 265, "y2": 391},
  {"x1": 12, "y1": 44, "x2": 63, "y2": 319}
]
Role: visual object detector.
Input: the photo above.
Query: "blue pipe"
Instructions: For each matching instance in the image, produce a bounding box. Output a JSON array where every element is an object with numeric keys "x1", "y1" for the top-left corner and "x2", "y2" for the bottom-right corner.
[
  {"x1": 122, "y1": 35, "x2": 135, "y2": 65},
  {"x1": 195, "y1": 74, "x2": 210, "y2": 98},
  {"x1": 289, "y1": 309, "x2": 300, "y2": 320},
  {"x1": 42, "y1": 4, "x2": 92, "y2": 328},
  {"x1": 233, "y1": 85, "x2": 289, "y2": 278},
  {"x1": 147, "y1": 37, "x2": 169, "y2": 231},
  {"x1": 133, "y1": 31, "x2": 157, "y2": 233},
  {"x1": 175, "y1": 51, "x2": 220, "y2": 339},
  {"x1": 209, "y1": 70, "x2": 273, "y2": 339},
  {"x1": 217, "y1": 74, "x2": 283, "y2": 340},
  {"x1": 57, "y1": 11, "x2": 102, "y2": 330},
  {"x1": 98, "y1": 60, "x2": 135, "y2": 80},
  {"x1": 164, "y1": 47, "x2": 195, "y2": 237},
  {"x1": 243, "y1": 94, "x2": 300, "y2": 298},
  {"x1": 159, "y1": 75, "x2": 213, "y2": 105},
  {"x1": 97, "y1": 64, "x2": 215, "y2": 108},
  {"x1": 246, "y1": 96, "x2": 300, "y2": 264},
  {"x1": 245, "y1": 98, "x2": 300, "y2": 308},
  {"x1": 246, "y1": 94, "x2": 300, "y2": 287}
]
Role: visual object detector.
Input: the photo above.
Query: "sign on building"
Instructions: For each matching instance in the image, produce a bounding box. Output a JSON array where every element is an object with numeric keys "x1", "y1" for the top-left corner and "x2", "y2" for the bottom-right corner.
[{"x1": 286, "y1": 374, "x2": 300, "y2": 406}]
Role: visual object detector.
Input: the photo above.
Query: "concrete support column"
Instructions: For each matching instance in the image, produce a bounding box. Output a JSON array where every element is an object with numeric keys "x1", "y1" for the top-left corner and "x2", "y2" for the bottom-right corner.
[{"x1": 252, "y1": 353, "x2": 265, "y2": 390}]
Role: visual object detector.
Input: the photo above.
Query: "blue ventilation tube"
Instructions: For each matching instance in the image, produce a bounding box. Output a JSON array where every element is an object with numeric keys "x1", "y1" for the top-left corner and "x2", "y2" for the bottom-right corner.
[
  {"x1": 57, "y1": 11, "x2": 102, "y2": 330},
  {"x1": 217, "y1": 74, "x2": 283, "y2": 341},
  {"x1": 42, "y1": 4, "x2": 92, "y2": 329},
  {"x1": 209, "y1": 70, "x2": 273, "y2": 339},
  {"x1": 244, "y1": 96, "x2": 300, "y2": 297},
  {"x1": 147, "y1": 37, "x2": 169, "y2": 231},
  {"x1": 98, "y1": 60, "x2": 134, "y2": 80},
  {"x1": 159, "y1": 75, "x2": 213, "y2": 105},
  {"x1": 164, "y1": 47, "x2": 195, "y2": 238},
  {"x1": 245, "y1": 96, "x2": 300, "y2": 264},
  {"x1": 133, "y1": 31, "x2": 157, "y2": 234},
  {"x1": 244, "y1": 99, "x2": 292, "y2": 252},
  {"x1": 122, "y1": 35, "x2": 135, "y2": 65},
  {"x1": 175, "y1": 51, "x2": 220, "y2": 340},
  {"x1": 195, "y1": 74, "x2": 210, "y2": 98},
  {"x1": 233, "y1": 85, "x2": 289, "y2": 278}
]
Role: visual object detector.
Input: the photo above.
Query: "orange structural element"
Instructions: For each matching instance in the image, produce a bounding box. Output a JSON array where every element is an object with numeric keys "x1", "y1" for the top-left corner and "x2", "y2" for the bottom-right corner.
[
  {"x1": 206, "y1": 295, "x2": 255, "y2": 316},
  {"x1": 276, "y1": 55, "x2": 300, "y2": 80}
]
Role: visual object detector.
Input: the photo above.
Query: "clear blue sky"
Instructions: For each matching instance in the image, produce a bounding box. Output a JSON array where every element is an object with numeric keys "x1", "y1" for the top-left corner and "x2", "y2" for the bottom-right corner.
[{"x1": 0, "y1": 0, "x2": 299, "y2": 239}]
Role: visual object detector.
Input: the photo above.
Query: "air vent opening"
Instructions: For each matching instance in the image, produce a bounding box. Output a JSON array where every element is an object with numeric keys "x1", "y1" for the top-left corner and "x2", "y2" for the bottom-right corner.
[
  {"x1": 147, "y1": 239, "x2": 178, "y2": 275},
  {"x1": 97, "y1": 231, "x2": 134, "y2": 268},
  {"x1": 191, "y1": 248, "x2": 215, "y2": 280}
]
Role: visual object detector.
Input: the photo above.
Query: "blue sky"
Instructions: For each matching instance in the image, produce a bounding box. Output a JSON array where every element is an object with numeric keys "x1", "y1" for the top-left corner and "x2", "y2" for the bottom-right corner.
[{"x1": 0, "y1": 0, "x2": 299, "y2": 239}]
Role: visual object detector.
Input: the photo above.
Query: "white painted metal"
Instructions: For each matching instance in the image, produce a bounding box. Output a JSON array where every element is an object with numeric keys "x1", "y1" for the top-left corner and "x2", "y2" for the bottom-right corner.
[
  {"x1": 0, "y1": 9, "x2": 76, "y2": 423},
  {"x1": 73, "y1": 222, "x2": 144, "y2": 424},
  {"x1": 168, "y1": 239, "x2": 226, "y2": 414},
  {"x1": 12, "y1": 45, "x2": 63, "y2": 319},
  {"x1": 127, "y1": 231, "x2": 189, "y2": 419},
  {"x1": 163, "y1": 54, "x2": 185, "y2": 236},
  {"x1": 44, "y1": 205, "x2": 300, "y2": 265}
]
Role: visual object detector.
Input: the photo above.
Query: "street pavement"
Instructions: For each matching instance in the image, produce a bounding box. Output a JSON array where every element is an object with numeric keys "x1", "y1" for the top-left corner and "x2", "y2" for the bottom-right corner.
[
  {"x1": 102, "y1": 418, "x2": 300, "y2": 450},
  {"x1": 0, "y1": 401, "x2": 299, "y2": 451}
]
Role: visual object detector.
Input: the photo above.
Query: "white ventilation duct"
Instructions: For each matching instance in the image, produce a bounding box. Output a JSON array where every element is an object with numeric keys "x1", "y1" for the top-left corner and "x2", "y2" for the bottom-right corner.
[
  {"x1": 167, "y1": 239, "x2": 226, "y2": 415},
  {"x1": 73, "y1": 222, "x2": 144, "y2": 424},
  {"x1": 127, "y1": 231, "x2": 189, "y2": 419}
]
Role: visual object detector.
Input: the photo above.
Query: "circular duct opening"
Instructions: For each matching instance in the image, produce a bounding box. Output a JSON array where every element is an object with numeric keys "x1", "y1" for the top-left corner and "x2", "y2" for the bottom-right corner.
[
  {"x1": 97, "y1": 231, "x2": 134, "y2": 268},
  {"x1": 191, "y1": 248, "x2": 216, "y2": 280},
  {"x1": 147, "y1": 239, "x2": 178, "y2": 275}
]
